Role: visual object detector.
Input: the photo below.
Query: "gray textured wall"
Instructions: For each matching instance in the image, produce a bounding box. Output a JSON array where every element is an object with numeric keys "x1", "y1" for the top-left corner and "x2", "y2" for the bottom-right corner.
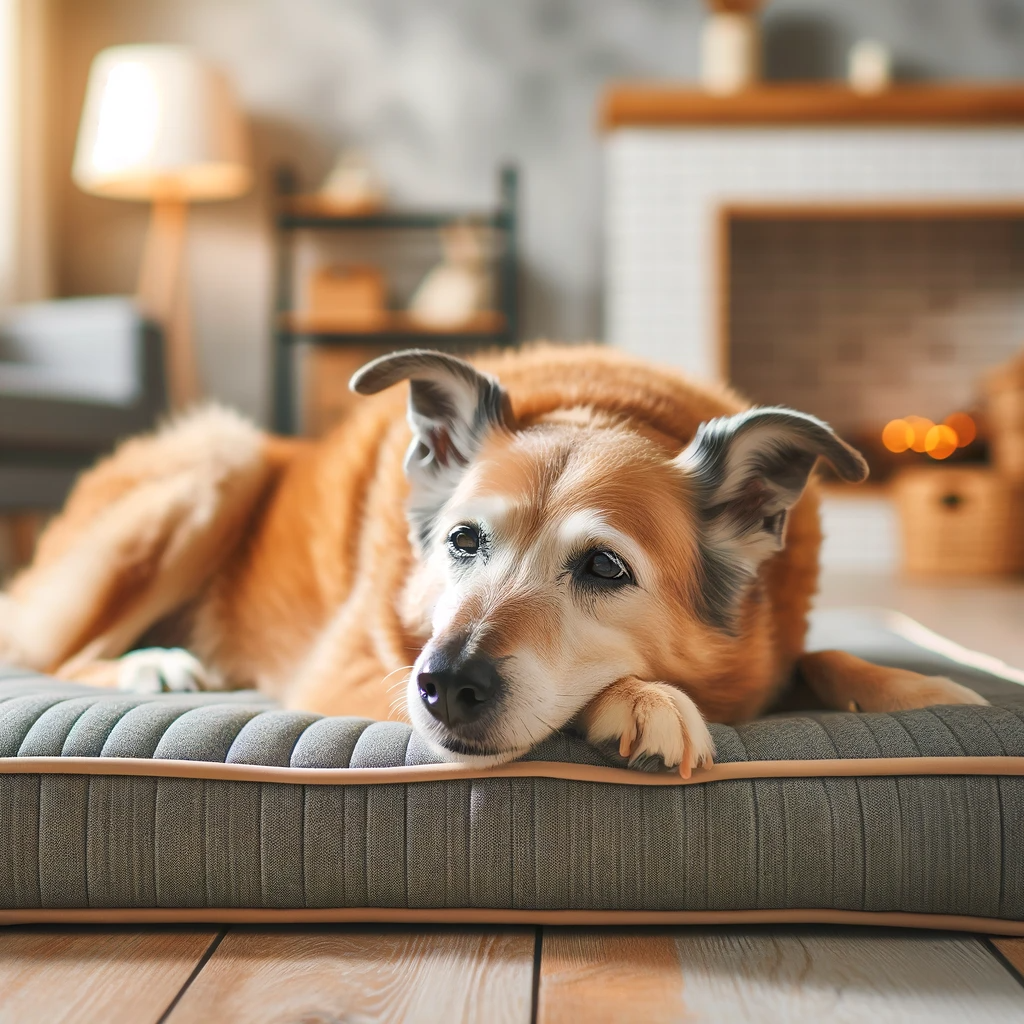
[{"x1": 51, "y1": 0, "x2": 1024, "y2": 421}]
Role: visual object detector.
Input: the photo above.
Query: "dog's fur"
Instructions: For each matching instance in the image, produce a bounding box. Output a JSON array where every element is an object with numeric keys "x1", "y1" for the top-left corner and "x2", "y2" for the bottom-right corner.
[{"x1": 0, "y1": 345, "x2": 986, "y2": 774}]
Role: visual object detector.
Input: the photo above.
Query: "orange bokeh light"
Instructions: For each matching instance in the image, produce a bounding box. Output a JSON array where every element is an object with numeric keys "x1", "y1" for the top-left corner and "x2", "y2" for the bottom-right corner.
[
  {"x1": 925, "y1": 423, "x2": 958, "y2": 460},
  {"x1": 904, "y1": 416, "x2": 934, "y2": 453},
  {"x1": 944, "y1": 412, "x2": 976, "y2": 448},
  {"x1": 881, "y1": 419, "x2": 913, "y2": 453}
]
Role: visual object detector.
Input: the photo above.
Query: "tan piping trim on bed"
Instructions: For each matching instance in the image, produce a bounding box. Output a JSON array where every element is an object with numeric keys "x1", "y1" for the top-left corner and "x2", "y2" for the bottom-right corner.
[
  {"x1": 1, "y1": 754, "x2": 1023, "y2": 786},
  {"x1": 0, "y1": 907, "x2": 1021, "y2": 935}
]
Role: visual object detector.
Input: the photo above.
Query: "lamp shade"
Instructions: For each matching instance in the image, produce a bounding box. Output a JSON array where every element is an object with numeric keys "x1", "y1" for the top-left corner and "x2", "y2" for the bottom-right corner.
[{"x1": 73, "y1": 45, "x2": 252, "y2": 202}]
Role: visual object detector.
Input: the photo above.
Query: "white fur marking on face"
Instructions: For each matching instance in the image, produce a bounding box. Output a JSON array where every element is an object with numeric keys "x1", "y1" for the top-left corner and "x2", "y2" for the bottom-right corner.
[
  {"x1": 447, "y1": 494, "x2": 511, "y2": 528},
  {"x1": 556, "y1": 509, "x2": 651, "y2": 583}
]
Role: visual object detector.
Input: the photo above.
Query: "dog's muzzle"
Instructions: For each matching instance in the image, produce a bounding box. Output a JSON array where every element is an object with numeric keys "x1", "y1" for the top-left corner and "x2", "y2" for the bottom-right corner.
[{"x1": 416, "y1": 653, "x2": 505, "y2": 730}]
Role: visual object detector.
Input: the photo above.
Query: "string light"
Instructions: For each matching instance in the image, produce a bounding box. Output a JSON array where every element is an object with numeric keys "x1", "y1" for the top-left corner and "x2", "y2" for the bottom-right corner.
[
  {"x1": 904, "y1": 416, "x2": 934, "y2": 453},
  {"x1": 882, "y1": 419, "x2": 913, "y2": 453},
  {"x1": 925, "y1": 424, "x2": 958, "y2": 460},
  {"x1": 944, "y1": 412, "x2": 976, "y2": 448},
  {"x1": 881, "y1": 411, "x2": 977, "y2": 460}
]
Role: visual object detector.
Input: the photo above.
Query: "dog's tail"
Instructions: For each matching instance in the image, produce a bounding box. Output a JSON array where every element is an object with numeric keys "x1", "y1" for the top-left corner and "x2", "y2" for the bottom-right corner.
[{"x1": 0, "y1": 405, "x2": 279, "y2": 673}]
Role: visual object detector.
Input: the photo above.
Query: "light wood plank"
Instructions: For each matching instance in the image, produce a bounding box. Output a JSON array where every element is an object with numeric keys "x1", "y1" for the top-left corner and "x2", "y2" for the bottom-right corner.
[
  {"x1": 0, "y1": 927, "x2": 218, "y2": 1024},
  {"x1": 992, "y1": 938, "x2": 1024, "y2": 979},
  {"x1": 167, "y1": 927, "x2": 534, "y2": 1024},
  {"x1": 539, "y1": 930, "x2": 685, "y2": 1024},
  {"x1": 673, "y1": 931, "x2": 1024, "y2": 1024},
  {"x1": 540, "y1": 929, "x2": 1024, "y2": 1024}
]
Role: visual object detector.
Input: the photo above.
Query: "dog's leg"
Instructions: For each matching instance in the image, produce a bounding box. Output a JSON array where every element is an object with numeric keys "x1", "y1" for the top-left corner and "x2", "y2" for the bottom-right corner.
[
  {"x1": 0, "y1": 407, "x2": 273, "y2": 678},
  {"x1": 798, "y1": 650, "x2": 988, "y2": 712},
  {"x1": 580, "y1": 677, "x2": 716, "y2": 778}
]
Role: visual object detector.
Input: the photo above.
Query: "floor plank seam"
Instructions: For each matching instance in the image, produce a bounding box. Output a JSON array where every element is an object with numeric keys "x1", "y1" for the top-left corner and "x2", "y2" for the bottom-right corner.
[
  {"x1": 530, "y1": 926, "x2": 543, "y2": 1024},
  {"x1": 156, "y1": 927, "x2": 228, "y2": 1024},
  {"x1": 983, "y1": 938, "x2": 1024, "y2": 992}
]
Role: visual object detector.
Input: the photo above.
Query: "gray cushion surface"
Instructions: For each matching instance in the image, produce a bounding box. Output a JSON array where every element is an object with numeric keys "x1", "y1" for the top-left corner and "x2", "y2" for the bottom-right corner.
[{"x1": 1, "y1": 609, "x2": 1023, "y2": 922}]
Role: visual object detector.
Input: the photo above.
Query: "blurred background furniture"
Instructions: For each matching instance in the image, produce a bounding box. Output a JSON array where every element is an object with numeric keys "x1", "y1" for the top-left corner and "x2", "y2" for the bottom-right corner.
[
  {"x1": 73, "y1": 44, "x2": 252, "y2": 409},
  {"x1": 0, "y1": 296, "x2": 166, "y2": 566},
  {"x1": 273, "y1": 165, "x2": 519, "y2": 435}
]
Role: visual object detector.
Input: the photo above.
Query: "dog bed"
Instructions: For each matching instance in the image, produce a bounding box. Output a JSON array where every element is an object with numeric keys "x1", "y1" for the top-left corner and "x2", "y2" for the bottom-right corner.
[{"x1": 1, "y1": 609, "x2": 1023, "y2": 934}]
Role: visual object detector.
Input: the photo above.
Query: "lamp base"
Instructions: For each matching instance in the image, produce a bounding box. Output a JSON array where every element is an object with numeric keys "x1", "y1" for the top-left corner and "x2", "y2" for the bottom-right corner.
[{"x1": 137, "y1": 198, "x2": 201, "y2": 410}]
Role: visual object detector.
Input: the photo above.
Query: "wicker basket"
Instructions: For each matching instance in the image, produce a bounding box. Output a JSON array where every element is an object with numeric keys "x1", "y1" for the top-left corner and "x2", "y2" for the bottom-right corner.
[
  {"x1": 986, "y1": 351, "x2": 1024, "y2": 481},
  {"x1": 893, "y1": 467, "x2": 1024, "y2": 576}
]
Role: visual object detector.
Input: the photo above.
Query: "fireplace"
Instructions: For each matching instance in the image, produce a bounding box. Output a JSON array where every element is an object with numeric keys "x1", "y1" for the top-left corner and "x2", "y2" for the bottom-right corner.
[{"x1": 722, "y1": 207, "x2": 1024, "y2": 440}]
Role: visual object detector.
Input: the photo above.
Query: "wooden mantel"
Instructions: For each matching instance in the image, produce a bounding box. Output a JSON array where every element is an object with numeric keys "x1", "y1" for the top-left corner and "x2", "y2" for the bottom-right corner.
[{"x1": 601, "y1": 84, "x2": 1024, "y2": 130}]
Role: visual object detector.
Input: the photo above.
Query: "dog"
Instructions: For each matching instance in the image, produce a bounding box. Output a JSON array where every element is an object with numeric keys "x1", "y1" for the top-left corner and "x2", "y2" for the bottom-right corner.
[{"x1": 0, "y1": 345, "x2": 986, "y2": 775}]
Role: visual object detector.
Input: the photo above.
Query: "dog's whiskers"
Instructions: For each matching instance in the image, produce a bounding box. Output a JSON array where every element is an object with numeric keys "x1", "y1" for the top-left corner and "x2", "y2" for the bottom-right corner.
[{"x1": 380, "y1": 665, "x2": 415, "y2": 695}]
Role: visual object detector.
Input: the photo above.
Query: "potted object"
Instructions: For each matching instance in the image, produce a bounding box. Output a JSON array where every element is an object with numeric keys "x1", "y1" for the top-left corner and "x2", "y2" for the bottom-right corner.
[
  {"x1": 700, "y1": 0, "x2": 765, "y2": 95},
  {"x1": 408, "y1": 224, "x2": 493, "y2": 330},
  {"x1": 318, "y1": 151, "x2": 386, "y2": 215}
]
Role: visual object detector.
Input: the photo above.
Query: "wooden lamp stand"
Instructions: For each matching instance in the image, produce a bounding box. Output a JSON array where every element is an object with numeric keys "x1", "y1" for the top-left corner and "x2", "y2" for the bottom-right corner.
[{"x1": 136, "y1": 198, "x2": 201, "y2": 410}]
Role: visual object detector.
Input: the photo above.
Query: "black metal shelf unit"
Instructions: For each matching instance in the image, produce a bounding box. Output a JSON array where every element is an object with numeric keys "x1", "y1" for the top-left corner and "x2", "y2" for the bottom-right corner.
[{"x1": 272, "y1": 165, "x2": 520, "y2": 434}]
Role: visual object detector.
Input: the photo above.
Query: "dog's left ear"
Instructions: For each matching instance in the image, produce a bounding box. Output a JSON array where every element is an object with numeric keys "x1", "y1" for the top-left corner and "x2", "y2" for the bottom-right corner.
[
  {"x1": 676, "y1": 407, "x2": 868, "y2": 630},
  {"x1": 350, "y1": 349, "x2": 515, "y2": 540}
]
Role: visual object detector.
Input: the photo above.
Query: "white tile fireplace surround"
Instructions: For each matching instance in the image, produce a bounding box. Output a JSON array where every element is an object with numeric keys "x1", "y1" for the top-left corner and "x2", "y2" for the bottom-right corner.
[
  {"x1": 603, "y1": 86, "x2": 1024, "y2": 387},
  {"x1": 601, "y1": 86, "x2": 1024, "y2": 573}
]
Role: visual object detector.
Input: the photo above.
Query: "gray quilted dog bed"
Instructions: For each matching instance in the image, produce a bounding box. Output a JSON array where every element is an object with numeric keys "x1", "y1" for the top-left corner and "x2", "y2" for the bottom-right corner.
[{"x1": 1, "y1": 609, "x2": 1023, "y2": 933}]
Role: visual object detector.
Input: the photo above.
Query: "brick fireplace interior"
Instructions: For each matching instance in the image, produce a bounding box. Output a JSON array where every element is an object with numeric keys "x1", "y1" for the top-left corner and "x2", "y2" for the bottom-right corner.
[{"x1": 724, "y1": 209, "x2": 1024, "y2": 454}]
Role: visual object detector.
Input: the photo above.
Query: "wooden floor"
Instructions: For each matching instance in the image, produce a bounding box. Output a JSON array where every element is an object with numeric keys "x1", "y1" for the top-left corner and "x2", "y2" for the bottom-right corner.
[
  {"x1": 2, "y1": 572, "x2": 1024, "y2": 1021},
  {"x1": 0, "y1": 926, "x2": 1019, "y2": 1023}
]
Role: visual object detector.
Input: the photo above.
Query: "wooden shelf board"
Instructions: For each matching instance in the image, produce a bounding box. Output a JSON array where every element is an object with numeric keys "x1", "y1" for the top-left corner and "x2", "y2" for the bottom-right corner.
[
  {"x1": 278, "y1": 196, "x2": 507, "y2": 230},
  {"x1": 280, "y1": 310, "x2": 507, "y2": 339},
  {"x1": 601, "y1": 83, "x2": 1024, "y2": 131}
]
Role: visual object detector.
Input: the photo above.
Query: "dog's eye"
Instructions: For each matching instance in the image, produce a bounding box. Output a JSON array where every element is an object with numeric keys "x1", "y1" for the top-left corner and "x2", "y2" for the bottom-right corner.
[
  {"x1": 585, "y1": 550, "x2": 631, "y2": 582},
  {"x1": 448, "y1": 525, "x2": 480, "y2": 557}
]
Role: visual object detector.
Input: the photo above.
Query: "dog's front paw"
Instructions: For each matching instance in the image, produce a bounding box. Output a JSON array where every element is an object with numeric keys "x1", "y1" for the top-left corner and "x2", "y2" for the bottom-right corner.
[
  {"x1": 117, "y1": 648, "x2": 209, "y2": 694},
  {"x1": 581, "y1": 679, "x2": 715, "y2": 778}
]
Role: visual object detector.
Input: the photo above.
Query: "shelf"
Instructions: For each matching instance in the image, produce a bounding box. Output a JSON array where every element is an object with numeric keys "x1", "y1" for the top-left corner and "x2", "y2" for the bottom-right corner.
[
  {"x1": 601, "y1": 83, "x2": 1024, "y2": 131},
  {"x1": 278, "y1": 195, "x2": 510, "y2": 231},
  {"x1": 278, "y1": 309, "x2": 507, "y2": 343}
]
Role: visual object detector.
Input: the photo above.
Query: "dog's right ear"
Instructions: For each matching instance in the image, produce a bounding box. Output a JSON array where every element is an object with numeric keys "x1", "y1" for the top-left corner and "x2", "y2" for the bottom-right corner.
[{"x1": 350, "y1": 349, "x2": 515, "y2": 541}]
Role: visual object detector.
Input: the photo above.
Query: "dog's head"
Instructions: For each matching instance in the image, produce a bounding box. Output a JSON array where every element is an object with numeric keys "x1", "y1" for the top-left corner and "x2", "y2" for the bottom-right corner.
[{"x1": 352, "y1": 350, "x2": 867, "y2": 764}]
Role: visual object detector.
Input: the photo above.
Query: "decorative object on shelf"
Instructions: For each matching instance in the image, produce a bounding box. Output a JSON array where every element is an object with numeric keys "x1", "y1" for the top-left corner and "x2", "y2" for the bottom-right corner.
[
  {"x1": 848, "y1": 40, "x2": 892, "y2": 95},
  {"x1": 408, "y1": 223, "x2": 493, "y2": 331},
  {"x1": 273, "y1": 165, "x2": 519, "y2": 435},
  {"x1": 700, "y1": 1, "x2": 764, "y2": 95},
  {"x1": 894, "y1": 467, "x2": 1024, "y2": 576},
  {"x1": 73, "y1": 45, "x2": 251, "y2": 410},
  {"x1": 985, "y1": 350, "x2": 1024, "y2": 481},
  {"x1": 306, "y1": 265, "x2": 387, "y2": 331},
  {"x1": 317, "y1": 150, "x2": 386, "y2": 214}
]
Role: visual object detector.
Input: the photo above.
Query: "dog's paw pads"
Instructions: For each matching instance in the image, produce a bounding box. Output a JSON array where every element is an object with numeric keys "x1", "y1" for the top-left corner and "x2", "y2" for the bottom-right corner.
[
  {"x1": 117, "y1": 648, "x2": 208, "y2": 694},
  {"x1": 586, "y1": 681, "x2": 715, "y2": 778}
]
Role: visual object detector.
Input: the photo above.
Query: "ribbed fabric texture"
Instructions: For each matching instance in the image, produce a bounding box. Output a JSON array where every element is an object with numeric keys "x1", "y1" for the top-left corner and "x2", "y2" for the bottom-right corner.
[{"x1": 1, "y1": 612, "x2": 1023, "y2": 917}]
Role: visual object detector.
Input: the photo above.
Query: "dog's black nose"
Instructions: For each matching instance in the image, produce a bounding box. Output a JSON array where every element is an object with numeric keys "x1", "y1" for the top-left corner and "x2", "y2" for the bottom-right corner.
[{"x1": 417, "y1": 657, "x2": 502, "y2": 728}]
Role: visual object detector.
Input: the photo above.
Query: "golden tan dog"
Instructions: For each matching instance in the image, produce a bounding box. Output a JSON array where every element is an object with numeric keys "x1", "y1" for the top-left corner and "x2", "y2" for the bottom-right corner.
[{"x1": 0, "y1": 346, "x2": 985, "y2": 775}]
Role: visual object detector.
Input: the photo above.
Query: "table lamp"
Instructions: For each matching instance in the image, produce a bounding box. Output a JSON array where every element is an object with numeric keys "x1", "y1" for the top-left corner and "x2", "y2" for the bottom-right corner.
[{"x1": 73, "y1": 45, "x2": 252, "y2": 408}]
